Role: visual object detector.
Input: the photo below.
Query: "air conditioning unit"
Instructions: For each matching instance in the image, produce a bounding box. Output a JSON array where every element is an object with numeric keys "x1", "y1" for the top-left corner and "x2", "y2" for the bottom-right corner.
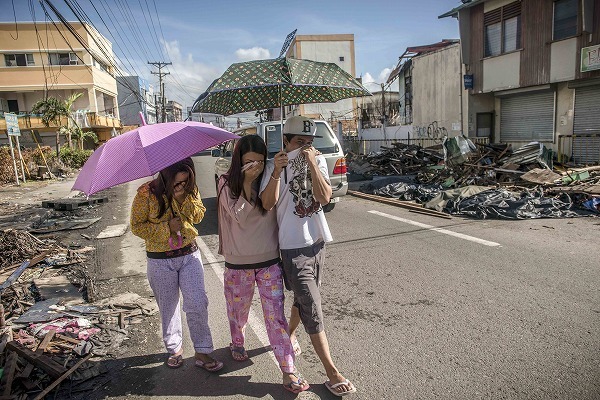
[{"x1": 0, "y1": 98, "x2": 8, "y2": 112}]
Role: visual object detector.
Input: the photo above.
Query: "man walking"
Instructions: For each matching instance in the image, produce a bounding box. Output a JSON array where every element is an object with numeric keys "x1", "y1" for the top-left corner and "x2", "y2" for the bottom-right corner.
[{"x1": 260, "y1": 116, "x2": 356, "y2": 397}]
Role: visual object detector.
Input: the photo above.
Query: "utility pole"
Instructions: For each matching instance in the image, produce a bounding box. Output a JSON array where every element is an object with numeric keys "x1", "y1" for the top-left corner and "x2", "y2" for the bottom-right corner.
[
  {"x1": 148, "y1": 61, "x2": 171, "y2": 122},
  {"x1": 381, "y1": 83, "x2": 387, "y2": 141}
]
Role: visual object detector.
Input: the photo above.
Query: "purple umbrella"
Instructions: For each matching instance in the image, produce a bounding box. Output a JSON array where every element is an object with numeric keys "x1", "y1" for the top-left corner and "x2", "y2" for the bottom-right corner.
[{"x1": 72, "y1": 121, "x2": 238, "y2": 196}]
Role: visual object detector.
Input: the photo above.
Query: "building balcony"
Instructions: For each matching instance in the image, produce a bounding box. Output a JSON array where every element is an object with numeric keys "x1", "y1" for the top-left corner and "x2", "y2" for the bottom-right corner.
[{"x1": 0, "y1": 111, "x2": 121, "y2": 131}]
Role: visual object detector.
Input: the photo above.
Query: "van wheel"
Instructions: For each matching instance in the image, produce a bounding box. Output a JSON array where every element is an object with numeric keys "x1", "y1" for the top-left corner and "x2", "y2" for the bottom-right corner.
[{"x1": 322, "y1": 203, "x2": 335, "y2": 212}]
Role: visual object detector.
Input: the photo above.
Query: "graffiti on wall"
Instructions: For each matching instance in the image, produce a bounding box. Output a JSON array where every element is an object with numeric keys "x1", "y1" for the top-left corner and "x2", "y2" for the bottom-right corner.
[{"x1": 413, "y1": 121, "x2": 448, "y2": 140}]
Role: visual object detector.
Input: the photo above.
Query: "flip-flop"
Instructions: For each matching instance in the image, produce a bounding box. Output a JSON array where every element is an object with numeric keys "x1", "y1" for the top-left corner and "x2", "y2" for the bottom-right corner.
[
  {"x1": 195, "y1": 358, "x2": 224, "y2": 372},
  {"x1": 325, "y1": 379, "x2": 357, "y2": 396},
  {"x1": 292, "y1": 339, "x2": 302, "y2": 356},
  {"x1": 283, "y1": 373, "x2": 310, "y2": 394},
  {"x1": 229, "y1": 343, "x2": 249, "y2": 361},
  {"x1": 166, "y1": 353, "x2": 183, "y2": 369}
]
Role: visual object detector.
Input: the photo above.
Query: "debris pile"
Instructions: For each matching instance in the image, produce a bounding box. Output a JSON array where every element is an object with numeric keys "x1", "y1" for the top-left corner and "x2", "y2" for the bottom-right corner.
[
  {"x1": 0, "y1": 229, "x2": 157, "y2": 398},
  {"x1": 349, "y1": 139, "x2": 600, "y2": 219}
]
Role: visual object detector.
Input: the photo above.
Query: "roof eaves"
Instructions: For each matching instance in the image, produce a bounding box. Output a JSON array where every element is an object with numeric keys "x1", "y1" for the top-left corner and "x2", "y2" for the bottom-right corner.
[{"x1": 438, "y1": 0, "x2": 484, "y2": 19}]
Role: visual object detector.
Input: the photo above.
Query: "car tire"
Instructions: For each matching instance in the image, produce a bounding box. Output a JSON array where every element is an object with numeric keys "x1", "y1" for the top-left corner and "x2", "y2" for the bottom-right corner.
[{"x1": 322, "y1": 202, "x2": 335, "y2": 212}]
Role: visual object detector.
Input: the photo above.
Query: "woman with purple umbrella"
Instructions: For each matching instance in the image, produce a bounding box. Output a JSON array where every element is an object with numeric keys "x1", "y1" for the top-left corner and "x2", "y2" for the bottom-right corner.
[{"x1": 130, "y1": 157, "x2": 223, "y2": 372}]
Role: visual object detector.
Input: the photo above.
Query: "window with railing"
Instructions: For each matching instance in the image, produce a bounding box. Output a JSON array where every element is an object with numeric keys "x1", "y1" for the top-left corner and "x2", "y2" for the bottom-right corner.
[
  {"x1": 48, "y1": 52, "x2": 79, "y2": 65},
  {"x1": 484, "y1": 2, "x2": 522, "y2": 57},
  {"x1": 4, "y1": 53, "x2": 35, "y2": 67},
  {"x1": 553, "y1": 0, "x2": 578, "y2": 41}
]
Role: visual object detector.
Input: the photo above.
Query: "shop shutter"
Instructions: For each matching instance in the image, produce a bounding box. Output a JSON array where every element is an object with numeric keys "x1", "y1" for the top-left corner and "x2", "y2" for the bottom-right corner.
[
  {"x1": 500, "y1": 91, "x2": 555, "y2": 142},
  {"x1": 572, "y1": 86, "x2": 600, "y2": 163}
]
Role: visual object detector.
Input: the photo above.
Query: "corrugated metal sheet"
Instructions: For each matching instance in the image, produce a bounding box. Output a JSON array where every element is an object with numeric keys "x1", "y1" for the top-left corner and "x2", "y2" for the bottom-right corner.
[
  {"x1": 500, "y1": 91, "x2": 555, "y2": 142},
  {"x1": 574, "y1": 86, "x2": 600, "y2": 134},
  {"x1": 572, "y1": 85, "x2": 600, "y2": 163},
  {"x1": 572, "y1": 135, "x2": 600, "y2": 164}
]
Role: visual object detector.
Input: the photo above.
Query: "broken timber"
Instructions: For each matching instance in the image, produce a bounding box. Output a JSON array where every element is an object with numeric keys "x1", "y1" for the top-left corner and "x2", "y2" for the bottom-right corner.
[
  {"x1": 348, "y1": 190, "x2": 452, "y2": 219},
  {"x1": 6, "y1": 341, "x2": 67, "y2": 379},
  {"x1": 32, "y1": 353, "x2": 93, "y2": 400}
]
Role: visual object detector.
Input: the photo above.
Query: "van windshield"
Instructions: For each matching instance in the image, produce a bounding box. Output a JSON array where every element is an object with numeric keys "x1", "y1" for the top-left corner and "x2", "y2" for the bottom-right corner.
[{"x1": 264, "y1": 121, "x2": 338, "y2": 158}]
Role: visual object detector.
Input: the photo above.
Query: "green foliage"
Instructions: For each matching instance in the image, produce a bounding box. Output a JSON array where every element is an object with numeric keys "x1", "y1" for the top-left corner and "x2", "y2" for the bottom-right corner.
[
  {"x1": 58, "y1": 147, "x2": 93, "y2": 169},
  {"x1": 31, "y1": 97, "x2": 69, "y2": 127}
]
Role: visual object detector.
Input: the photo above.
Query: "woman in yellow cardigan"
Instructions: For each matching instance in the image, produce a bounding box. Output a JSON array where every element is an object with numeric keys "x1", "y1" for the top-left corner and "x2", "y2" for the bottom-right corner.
[{"x1": 130, "y1": 157, "x2": 222, "y2": 371}]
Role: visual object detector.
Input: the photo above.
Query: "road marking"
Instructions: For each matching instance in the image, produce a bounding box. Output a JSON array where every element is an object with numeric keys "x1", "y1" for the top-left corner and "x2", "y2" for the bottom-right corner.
[
  {"x1": 196, "y1": 237, "x2": 280, "y2": 368},
  {"x1": 368, "y1": 210, "x2": 502, "y2": 247}
]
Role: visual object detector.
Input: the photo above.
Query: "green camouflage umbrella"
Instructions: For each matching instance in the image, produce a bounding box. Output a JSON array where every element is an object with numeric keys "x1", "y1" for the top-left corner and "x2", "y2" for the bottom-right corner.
[{"x1": 191, "y1": 57, "x2": 371, "y2": 116}]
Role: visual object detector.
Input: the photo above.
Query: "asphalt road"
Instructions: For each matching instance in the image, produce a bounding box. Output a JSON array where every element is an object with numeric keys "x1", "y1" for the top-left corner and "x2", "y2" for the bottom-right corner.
[{"x1": 91, "y1": 153, "x2": 600, "y2": 400}]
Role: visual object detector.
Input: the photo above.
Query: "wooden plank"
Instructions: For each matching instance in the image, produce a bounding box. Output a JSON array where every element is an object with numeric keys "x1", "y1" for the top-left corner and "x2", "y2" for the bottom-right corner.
[
  {"x1": 0, "y1": 261, "x2": 30, "y2": 293},
  {"x1": 0, "y1": 351, "x2": 18, "y2": 396},
  {"x1": 32, "y1": 353, "x2": 93, "y2": 400},
  {"x1": 36, "y1": 331, "x2": 56, "y2": 353},
  {"x1": 5, "y1": 341, "x2": 67, "y2": 379},
  {"x1": 348, "y1": 190, "x2": 452, "y2": 219}
]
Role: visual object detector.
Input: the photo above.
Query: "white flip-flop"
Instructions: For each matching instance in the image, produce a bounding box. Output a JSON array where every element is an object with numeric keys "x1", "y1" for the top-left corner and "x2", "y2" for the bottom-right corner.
[{"x1": 325, "y1": 379, "x2": 357, "y2": 396}]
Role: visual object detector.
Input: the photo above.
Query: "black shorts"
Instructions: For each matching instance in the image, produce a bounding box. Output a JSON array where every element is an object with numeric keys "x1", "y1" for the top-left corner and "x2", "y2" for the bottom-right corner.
[{"x1": 280, "y1": 240, "x2": 325, "y2": 335}]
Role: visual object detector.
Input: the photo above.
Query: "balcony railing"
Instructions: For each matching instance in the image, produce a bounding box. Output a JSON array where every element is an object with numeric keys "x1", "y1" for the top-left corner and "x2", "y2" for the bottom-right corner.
[{"x1": 0, "y1": 111, "x2": 121, "y2": 130}]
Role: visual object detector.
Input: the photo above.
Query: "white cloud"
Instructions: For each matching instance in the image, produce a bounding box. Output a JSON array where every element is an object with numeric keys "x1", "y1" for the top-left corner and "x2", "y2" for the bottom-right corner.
[
  {"x1": 362, "y1": 68, "x2": 394, "y2": 92},
  {"x1": 159, "y1": 40, "x2": 222, "y2": 107},
  {"x1": 235, "y1": 47, "x2": 271, "y2": 61},
  {"x1": 378, "y1": 68, "x2": 392, "y2": 84}
]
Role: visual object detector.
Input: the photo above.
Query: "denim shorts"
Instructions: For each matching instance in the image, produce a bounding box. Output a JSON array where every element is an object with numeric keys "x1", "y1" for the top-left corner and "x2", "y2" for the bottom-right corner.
[{"x1": 280, "y1": 240, "x2": 325, "y2": 334}]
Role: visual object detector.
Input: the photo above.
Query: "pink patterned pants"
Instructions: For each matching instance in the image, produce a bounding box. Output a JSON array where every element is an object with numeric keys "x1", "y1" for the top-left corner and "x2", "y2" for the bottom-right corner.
[{"x1": 224, "y1": 263, "x2": 295, "y2": 373}]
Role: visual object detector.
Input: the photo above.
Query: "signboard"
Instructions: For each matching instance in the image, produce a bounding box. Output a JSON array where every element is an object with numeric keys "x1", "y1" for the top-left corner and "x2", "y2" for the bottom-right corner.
[
  {"x1": 5, "y1": 113, "x2": 20, "y2": 136},
  {"x1": 464, "y1": 74, "x2": 474, "y2": 89},
  {"x1": 581, "y1": 44, "x2": 600, "y2": 73}
]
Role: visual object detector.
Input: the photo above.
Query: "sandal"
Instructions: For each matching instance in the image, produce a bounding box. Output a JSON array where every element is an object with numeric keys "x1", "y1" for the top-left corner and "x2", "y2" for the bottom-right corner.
[
  {"x1": 229, "y1": 343, "x2": 249, "y2": 361},
  {"x1": 325, "y1": 379, "x2": 357, "y2": 397},
  {"x1": 166, "y1": 353, "x2": 183, "y2": 369},
  {"x1": 195, "y1": 357, "x2": 224, "y2": 372},
  {"x1": 283, "y1": 372, "x2": 310, "y2": 394}
]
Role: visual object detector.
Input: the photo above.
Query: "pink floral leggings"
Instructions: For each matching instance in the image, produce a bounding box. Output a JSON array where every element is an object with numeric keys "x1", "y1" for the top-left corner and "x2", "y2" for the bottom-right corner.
[{"x1": 224, "y1": 263, "x2": 295, "y2": 373}]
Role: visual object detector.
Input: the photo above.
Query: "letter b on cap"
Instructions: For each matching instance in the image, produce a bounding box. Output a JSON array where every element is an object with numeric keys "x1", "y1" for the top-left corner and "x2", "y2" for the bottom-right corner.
[{"x1": 303, "y1": 120, "x2": 313, "y2": 133}]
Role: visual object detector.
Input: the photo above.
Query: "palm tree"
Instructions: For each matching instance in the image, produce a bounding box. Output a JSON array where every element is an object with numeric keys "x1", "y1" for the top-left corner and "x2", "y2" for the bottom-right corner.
[{"x1": 32, "y1": 93, "x2": 83, "y2": 155}]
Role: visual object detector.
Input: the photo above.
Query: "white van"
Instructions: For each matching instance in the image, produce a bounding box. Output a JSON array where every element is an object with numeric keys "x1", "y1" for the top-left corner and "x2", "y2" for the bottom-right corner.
[{"x1": 213, "y1": 119, "x2": 348, "y2": 211}]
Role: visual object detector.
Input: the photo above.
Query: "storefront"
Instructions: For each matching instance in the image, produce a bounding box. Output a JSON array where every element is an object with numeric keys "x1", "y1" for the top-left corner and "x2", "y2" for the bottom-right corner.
[{"x1": 499, "y1": 90, "x2": 555, "y2": 142}]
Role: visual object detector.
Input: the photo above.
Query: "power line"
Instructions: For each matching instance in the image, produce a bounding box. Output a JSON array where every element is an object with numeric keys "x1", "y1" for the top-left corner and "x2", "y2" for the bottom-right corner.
[
  {"x1": 148, "y1": 61, "x2": 171, "y2": 122},
  {"x1": 42, "y1": 0, "x2": 152, "y2": 111}
]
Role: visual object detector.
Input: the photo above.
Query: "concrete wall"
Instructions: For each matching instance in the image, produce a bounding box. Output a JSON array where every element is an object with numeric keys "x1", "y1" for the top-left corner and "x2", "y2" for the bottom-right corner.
[
  {"x1": 117, "y1": 76, "x2": 144, "y2": 126},
  {"x1": 411, "y1": 44, "x2": 465, "y2": 137},
  {"x1": 550, "y1": 38, "x2": 578, "y2": 82},
  {"x1": 290, "y1": 36, "x2": 355, "y2": 120},
  {"x1": 465, "y1": 93, "x2": 496, "y2": 138},
  {"x1": 482, "y1": 52, "x2": 521, "y2": 92}
]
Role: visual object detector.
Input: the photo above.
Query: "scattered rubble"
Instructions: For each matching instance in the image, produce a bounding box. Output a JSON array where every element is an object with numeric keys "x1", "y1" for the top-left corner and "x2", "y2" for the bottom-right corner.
[
  {"x1": 348, "y1": 139, "x2": 600, "y2": 219},
  {"x1": 0, "y1": 222, "x2": 155, "y2": 398}
]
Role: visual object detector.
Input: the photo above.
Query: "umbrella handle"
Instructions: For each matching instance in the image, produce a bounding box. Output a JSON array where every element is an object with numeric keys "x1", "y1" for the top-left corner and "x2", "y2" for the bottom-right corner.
[{"x1": 168, "y1": 231, "x2": 183, "y2": 250}]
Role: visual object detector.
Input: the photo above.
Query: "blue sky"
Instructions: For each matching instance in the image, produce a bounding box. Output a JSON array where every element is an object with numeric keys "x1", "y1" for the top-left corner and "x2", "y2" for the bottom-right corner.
[{"x1": 2, "y1": 0, "x2": 460, "y2": 120}]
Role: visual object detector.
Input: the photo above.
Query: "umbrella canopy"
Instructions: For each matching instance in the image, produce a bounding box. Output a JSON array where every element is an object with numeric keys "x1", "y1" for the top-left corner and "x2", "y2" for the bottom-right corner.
[
  {"x1": 191, "y1": 57, "x2": 371, "y2": 116},
  {"x1": 72, "y1": 121, "x2": 238, "y2": 196}
]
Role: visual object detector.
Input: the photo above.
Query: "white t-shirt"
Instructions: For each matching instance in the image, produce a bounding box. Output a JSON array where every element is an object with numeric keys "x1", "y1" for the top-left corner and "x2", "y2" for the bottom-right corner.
[{"x1": 260, "y1": 147, "x2": 333, "y2": 250}]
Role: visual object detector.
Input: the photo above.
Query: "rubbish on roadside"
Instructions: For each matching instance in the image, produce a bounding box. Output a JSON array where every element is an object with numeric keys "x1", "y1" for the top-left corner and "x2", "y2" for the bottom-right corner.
[
  {"x1": 349, "y1": 140, "x2": 600, "y2": 219},
  {"x1": 442, "y1": 135, "x2": 476, "y2": 165},
  {"x1": 95, "y1": 224, "x2": 128, "y2": 239},
  {"x1": 41, "y1": 196, "x2": 108, "y2": 211},
  {"x1": 29, "y1": 216, "x2": 101, "y2": 234}
]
